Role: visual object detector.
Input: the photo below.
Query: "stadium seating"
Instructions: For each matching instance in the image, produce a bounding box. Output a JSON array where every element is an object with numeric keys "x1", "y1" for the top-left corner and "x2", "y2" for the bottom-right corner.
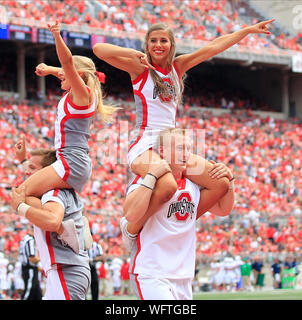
[
  {"x1": 3, "y1": 0, "x2": 87, "y2": 25},
  {"x1": 0, "y1": 95, "x2": 301, "y2": 264},
  {"x1": 2, "y1": 0, "x2": 301, "y2": 51},
  {"x1": 1, "y1": 0, "x2": 302, "y2": 296}
]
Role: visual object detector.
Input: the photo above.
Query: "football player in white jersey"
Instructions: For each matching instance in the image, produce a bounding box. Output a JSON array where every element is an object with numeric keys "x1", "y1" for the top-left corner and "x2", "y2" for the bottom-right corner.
[
  {"x1": 120, "y1": 128, "x2": 235, "y2": 299},
  {"x1": 93, "y1": 18, "x2": 274, "y2": 232},
  {"x1": 0, "y1": 252, "x2": 9, "y2": 299},
  {"x1": 13, "y1": 21, "x2": 116, "y2": 209},
  {"x1": 210, "y1": 256, "x2": 222, "y2": 291},
  {"x1": 234, "y1": 255, "x2": 244, "y2": 290},
  {"x1": 221, "y1": 256, "x2": 240, "y2": 292}
]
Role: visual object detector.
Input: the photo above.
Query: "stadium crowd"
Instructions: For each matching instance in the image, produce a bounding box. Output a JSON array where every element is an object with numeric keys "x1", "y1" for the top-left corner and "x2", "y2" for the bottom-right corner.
[
  {"x1": 3, "y1": 0, "x2": 302, "y2": 52},
  {"x1": 0, "y1": 89, "x2": 301, "y2": 297},
  {"x1": 0, "y1": 54, "x2": 282, "y2": 113},
  {"x1": 1, "y1": 0, "x2": 302, "y2": 298}
]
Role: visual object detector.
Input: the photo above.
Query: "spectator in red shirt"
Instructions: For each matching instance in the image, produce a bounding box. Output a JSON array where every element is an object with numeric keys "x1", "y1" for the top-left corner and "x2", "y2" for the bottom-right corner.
[
  {"x1": 120, "y1": 258, "x2": 131, "y2": 296},
  {"x1": 98, "y1": 258, "x2": 108, "y2": 297}
]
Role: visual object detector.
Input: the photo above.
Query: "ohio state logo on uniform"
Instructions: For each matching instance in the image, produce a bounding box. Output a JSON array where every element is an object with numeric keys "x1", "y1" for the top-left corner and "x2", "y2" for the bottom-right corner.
[
  {"x1": 167, "y1": 192, "x2": 195, "y2": 221},
  {"x1": 153, "y1": 78, "x2": 176, "y2": 103}
]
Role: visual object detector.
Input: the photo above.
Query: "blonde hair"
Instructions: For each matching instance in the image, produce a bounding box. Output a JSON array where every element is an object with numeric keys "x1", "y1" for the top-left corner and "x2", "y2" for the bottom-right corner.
[
  {"x1": 72, "y1": 55, "x2": 118, "y2": 122},
  {"x1": 144, "y1": 23, "x2": 186, "y2": 105},
  {"x1": 157, "y1": 128, "x2": 186, "y2": 149}
]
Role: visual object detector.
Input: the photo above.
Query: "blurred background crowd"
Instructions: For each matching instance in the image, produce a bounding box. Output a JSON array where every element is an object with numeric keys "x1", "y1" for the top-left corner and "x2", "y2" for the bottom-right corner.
[
  {"x1": 3, "y1": 0, "x2": 302, "y2": 51},
  {"x1": 0, "y1": 0, "x2": 301, "y2": 299},
  {"x1": 0, "y1": 93, "x2": 301, "y2": 298}
]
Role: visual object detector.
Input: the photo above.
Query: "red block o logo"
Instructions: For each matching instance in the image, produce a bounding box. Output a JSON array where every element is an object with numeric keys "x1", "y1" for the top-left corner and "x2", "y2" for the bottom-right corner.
[
  {"x1": 175, "y1": 192, "x2": 192, "y2": 221},
  {"x1": 159, "y1": 78, "x2": 174, "y2": 102}
]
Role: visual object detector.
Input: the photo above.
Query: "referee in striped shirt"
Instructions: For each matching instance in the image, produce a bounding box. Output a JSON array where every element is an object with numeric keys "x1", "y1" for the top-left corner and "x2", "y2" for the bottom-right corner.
[
  {"x1": 19, "y1": 229, "x2": 42, "y2": 300},
  {"x1": 88, "y1": 241, "x2": 103, "y2": 300}
]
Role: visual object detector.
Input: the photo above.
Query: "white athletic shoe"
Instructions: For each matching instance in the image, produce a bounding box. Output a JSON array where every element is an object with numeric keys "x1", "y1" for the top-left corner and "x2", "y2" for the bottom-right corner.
[
  {"x1": 82, "y1": 215, "x2": 93, "y2": 250},
  {"x1": 120, "y1": 217, "x2": 137, "y2": 252},
  {"x1": 58, "y1": 219, "x2": 80, "y2": 254}
]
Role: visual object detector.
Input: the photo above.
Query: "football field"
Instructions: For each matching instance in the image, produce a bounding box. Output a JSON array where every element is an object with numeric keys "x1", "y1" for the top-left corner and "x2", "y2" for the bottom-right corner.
[
  {"x1": 192, "y1": 288, "x2": 302, "y2": 300},
  {"x1": 102, "y1": 289, "x2": 302, "y2": 300}
]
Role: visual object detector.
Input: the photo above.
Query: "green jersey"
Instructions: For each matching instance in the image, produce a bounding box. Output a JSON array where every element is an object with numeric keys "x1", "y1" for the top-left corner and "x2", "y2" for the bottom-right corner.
[{"x1": 241, "y1": 263, "x2": 252, "y2": 276}]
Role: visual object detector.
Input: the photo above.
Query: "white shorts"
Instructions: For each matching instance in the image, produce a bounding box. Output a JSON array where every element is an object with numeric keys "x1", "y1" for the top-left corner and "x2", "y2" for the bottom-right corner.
[
  {"x1": 112, "y1": 274, "x2": 121, "y2": 288},
  {"x1": 0, "y1": 274, "x2": 8, "y2": 290},
  {"x1": 213, "y1": 271, "x2": 224, "y2": 286},
  {"x1": 14, "y1": 277, "x2": 25, "y2": 290},
  {"x1": 127, "y1": 127, "x2": 165, "y2": 168},
  {"x1": 130, "y1": 274, "x2": 192, "y2": 300},
  {"x1": 223, "y1": 273, "x2": 236, "y2": 285},
  {"x1": 213, "y1": 273, "x2": 223, "y2": 286}
]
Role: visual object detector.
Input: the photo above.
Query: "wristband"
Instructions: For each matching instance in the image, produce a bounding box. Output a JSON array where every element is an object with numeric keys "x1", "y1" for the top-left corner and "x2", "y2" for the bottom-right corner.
[
  {"x1": 120, "y1": 216, "x2": 137, "y2": 252},
  {"x1": 141, "y1": 173, "x2": 157, "y2": 190},
  {"x1": 146, "y1": 172, "x2": 158, "y2": 180},
  {"x1": 20, "y1": 159, "x2": 27, "y2": 164},
  {"x1": 17, "y1": 202, "x2": 31, "y2": 217},
  {"x1": 120, "y1": 217, "x2": 137, "y2": 238}
]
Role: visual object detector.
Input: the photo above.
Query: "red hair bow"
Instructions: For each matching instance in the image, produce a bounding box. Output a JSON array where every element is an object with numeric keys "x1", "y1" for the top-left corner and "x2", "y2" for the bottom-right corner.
[{"x1": 95, "y1": 71, "x2": 106, "y2": 84}]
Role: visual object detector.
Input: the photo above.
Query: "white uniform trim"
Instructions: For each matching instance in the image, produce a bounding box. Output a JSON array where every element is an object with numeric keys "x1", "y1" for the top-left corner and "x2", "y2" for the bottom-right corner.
[
  {"x1": 128, "y1": 177, "x2": 200, "y2": 279},
  {"x1": 54, "y1": 90, "x2": 96, "y2": 150},
  {"x1": 127, "y1": 63, "x2": 181, "y2": 167},
  {"x1": 34, "y1": 189, "x2": 65, "y2": 274},
  {"x1": 43, "y1": 266, "x2": 70, "y2": 300}
]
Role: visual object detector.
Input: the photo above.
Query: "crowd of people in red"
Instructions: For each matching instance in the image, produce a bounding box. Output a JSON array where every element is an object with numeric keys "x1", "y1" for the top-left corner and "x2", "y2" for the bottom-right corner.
[
  {"x1": 3, "y1": 0, "x2": 86, "y2": 26},
  {"x1": 3, "y1": 0, "x2": 302, "y2": 52},
  {"x1": 182, "y1": 82, "x2": 277, "y2": 112},
  {"x1": 0, "y1": 92, "x2": 301, "y2": 266}
]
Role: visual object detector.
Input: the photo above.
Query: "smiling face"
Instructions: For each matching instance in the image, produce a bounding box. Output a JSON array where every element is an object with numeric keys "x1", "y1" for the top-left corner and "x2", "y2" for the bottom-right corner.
[
  {"x1": 57, "y1": 68, "x2": 71, "y2": 91},
  {"x1": 147, "y1": 29, "x2": 172, "y2": 65},
  {"x1": 170, "y1": 133, "x2": 192, "y2": 171},
  {"x1": 159, "y1": 130, "x2": 192, "y2": 173}
]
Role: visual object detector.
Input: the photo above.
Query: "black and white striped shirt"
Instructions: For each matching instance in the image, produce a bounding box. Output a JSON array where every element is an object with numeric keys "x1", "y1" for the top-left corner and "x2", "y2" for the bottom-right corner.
[
  {"x1": 88, "y1": 242, "x2": 103, "y2": 266},
  {"x1": 19, "y1": 234, "x2": 37, "y2": 267}
]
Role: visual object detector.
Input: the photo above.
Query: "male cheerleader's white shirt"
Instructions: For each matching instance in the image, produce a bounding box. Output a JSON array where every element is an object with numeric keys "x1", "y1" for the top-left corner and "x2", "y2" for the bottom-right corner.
[
  {"x1": 127, "y1": 176, "x2": 200, "y2": 279},
  {"x1": 129, "y1": 63, "x2": 181, "y2": 150}
]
